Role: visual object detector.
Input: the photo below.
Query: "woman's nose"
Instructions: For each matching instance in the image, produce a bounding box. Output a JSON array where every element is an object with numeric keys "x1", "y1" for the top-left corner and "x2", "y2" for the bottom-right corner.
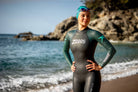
[{"x1": 84, "y1": 16, "x2": 88, "y2": 20}]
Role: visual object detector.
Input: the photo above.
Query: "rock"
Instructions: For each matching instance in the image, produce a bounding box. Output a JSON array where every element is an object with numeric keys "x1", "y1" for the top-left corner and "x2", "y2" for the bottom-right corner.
[
  {"x1": 47, "y1": 16, "x2": 77, "y2": 41},
  {"x1": 14, "y1": 32, "x2": 33, "y2": 38},
  {"x1": 14, "y1": 35, "x2": 20, "y2": 38},
  {"x1": 15, "y1": 8, "x2": 138, "y2": 42},
  {"x1": 128, "y1": 24, "x2": 135, "y2": 33},
  {"x1": 98, "y1": 11, "x2": 106, "y2": 18},
  {"x1": 122, "y1": 31, "x2": 131, "y2": 36},
  {"x1": 22, "y1": 38, "x2": 28, "y2": 41},
  {"x1": 106, "y1": 30, "x2": 119, "y2": 40},
  {"x1": 129, "y1": 36, "x2": 135, "y2": 41},
  {"x1": 97, "y1": 20, "x2": 108, "y2": 30},
  {"x1": 31, "y1": 36, "x2": 41, "y2": 41},
  {"x1": 123, "y1": 38, "x2": 129, "y2": 42},
  {"x1": 113, "y1": 20, "x2": 122, "y2": 26},
  {"x1": 128, "y1": 32, "x2": 138, "y2": 41},
  {"x1": 136, "y1": 24, "x2": 138, "y2": 29},
  {"x1": 133, "y1": 32, "x2": 138, "y2": 40},
  {"x1": 89, "y1": 16, "x2": 115, "y2": 32},
  {"x1": 133, "y1": 11, "x2": 138, "y2": 20},
  {"x1": 111, "y1": 15, "x2": 121, "y2": 20},
  {"x1": 39, "y1": 35, "x2": 44, "y2": 38}
]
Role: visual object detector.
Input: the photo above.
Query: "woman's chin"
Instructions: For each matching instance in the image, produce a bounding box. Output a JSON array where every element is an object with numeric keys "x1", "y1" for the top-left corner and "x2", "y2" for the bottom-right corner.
[
  {"x1": 82, "y1": 22, "x2": 89, "y2": 26},
  {"x1": 82, "y1": 24, "x2": 88, "y2": 27}
]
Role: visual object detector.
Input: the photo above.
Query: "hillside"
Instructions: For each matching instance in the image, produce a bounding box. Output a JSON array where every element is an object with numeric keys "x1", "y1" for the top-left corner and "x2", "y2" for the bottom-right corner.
[{"x1": 47, "y1": 8, "x2": 138, "y2": 42}]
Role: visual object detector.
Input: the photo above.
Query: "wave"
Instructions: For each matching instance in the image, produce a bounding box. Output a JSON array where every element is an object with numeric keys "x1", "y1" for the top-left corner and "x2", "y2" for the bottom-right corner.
[
  {"x1": 0, "y1": 60, "x2": 138, "y2": 92},
  {"x1": 101, "y1": 60, "x2": 138, "y2": 81},
  {"x1": 109, "y1": 40, "x2": 138, "y2": 44}
]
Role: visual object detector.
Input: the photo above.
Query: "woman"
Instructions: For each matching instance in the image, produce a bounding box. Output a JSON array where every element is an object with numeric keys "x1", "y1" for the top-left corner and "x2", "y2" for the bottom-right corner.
[{"x1": 63, "y1": 6, "x2": 116, "y2": 92}]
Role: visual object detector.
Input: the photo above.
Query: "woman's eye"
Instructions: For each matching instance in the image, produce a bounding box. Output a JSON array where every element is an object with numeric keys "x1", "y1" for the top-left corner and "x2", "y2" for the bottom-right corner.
[
  {"x1": 87, "y1": 15, "x2": 90, "y2": 18},
  {"x1": 81, "y1": 14, "x2": 90, "y2": 18},
  {"x1": 81, "y1": 14, "x2": 85, "y2": 17}
]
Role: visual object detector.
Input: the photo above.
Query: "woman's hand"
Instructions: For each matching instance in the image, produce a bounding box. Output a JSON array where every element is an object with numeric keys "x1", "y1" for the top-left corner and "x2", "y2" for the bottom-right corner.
[
  {"x1": 86, "y1": 60, "x2": 102, "y2": 71},
  {"x1": 71, "y1": 61, "x2": 76, "y2": 72}
]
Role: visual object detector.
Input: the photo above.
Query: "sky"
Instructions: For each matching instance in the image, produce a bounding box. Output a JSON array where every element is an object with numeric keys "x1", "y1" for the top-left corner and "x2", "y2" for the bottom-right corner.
[{"x1": 0, "y1": 0, "x2": 84, "y2": 34}]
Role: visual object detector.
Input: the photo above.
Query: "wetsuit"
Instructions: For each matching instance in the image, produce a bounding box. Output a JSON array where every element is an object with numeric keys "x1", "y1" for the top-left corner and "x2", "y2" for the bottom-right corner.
[{"x1": 63, "y1": 27, "x2": 116, "y2": 92}]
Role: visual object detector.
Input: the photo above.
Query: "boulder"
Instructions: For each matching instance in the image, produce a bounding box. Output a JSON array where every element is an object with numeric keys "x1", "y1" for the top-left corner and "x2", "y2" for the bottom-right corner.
[
  {"x1": 47, "y1": 16, "x2": 78, "y2": 41},
  {"x1": 14, "y1": 32, "x2": 33, "y2": 38}
]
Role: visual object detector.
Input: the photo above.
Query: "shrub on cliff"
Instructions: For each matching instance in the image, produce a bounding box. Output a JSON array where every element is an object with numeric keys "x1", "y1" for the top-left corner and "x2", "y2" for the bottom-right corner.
[{"x1": 81, "y1": 0, "x2": 138, "y2": 19}]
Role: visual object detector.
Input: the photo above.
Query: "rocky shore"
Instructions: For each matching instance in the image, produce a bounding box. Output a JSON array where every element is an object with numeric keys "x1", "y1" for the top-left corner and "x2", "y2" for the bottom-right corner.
[{"x1": 15, "y1": 8, "x2": 138, "y2": 42}]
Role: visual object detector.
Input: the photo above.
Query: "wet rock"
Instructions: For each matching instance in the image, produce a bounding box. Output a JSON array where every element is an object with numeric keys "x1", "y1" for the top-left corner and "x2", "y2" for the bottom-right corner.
[{"x1": 14, "y1": 32, "x2": 33, "y2": 38}]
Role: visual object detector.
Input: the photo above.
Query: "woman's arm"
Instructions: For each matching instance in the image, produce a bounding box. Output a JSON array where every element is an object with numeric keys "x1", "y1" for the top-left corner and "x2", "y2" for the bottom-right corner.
[
  {"x1": 63, "y1": 32, "x2": 72, "y2": 67},
  {"x1": 95, "y1": 31, "x2": 116, "y2": 68}
]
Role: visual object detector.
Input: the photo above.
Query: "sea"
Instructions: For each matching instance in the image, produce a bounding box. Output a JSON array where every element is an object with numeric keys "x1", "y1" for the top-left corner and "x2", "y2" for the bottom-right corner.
[{"x1": 0, "y1": 34, "x2": 138, "y2": 92}]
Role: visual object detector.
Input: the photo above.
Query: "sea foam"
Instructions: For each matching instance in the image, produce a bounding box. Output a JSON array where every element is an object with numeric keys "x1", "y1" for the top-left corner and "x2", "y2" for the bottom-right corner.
[{"x1": 0, "y1": 60, "x2": 138, "y2": 92}]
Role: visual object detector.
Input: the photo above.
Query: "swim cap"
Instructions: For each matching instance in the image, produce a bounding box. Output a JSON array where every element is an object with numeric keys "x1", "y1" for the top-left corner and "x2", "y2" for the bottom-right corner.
[{"x1": 76, "y1": 6, "x2": 90, "y2": 19}]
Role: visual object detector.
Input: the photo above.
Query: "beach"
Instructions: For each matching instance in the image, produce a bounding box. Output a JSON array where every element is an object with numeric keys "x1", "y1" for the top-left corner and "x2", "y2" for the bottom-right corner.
[
  {"x1": 100, "y1": 74, "x2": 138, "y2": 92},
  {"x1": 68, "y1": 74, "x2": 138, "y2": 92},
  {"x1": 0, "y1": 34, "x2": 138, "y2": 92}
]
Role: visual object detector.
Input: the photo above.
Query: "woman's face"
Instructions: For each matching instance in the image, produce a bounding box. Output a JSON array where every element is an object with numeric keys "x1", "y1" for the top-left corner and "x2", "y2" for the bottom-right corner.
[{"x1": 78, "y1": 11, "x2": 90, "y2": 27}]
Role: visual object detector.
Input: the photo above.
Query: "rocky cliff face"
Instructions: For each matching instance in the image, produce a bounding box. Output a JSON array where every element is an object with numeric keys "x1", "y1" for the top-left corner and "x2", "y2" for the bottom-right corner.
[
  {"x1": 46, "y1": 17, "x2": 78, "y2": 41},
  {"x1": 49, "y1": 8, "x2": 138, "y2": 42},
  {"x1": 89, "y1": 8, "x2": 138, "y2": 42},
  {"x1": 15, "y1": 8, "x2": 138, "y2": 42},
  {"x1": 14, "y1": 17, "x2": 78, "y2": 41}
]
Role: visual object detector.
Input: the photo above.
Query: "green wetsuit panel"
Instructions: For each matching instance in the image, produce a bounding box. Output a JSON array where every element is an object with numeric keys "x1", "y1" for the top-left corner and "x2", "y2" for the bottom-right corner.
[{"x1": 63, "y1": 30, "x2": 77, "y2": 66}]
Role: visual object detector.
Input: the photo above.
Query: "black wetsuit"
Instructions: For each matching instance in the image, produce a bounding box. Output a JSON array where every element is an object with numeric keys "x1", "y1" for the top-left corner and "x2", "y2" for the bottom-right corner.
[{"x1": 63, "y1": 27, "x2": 116, "y2": 92}]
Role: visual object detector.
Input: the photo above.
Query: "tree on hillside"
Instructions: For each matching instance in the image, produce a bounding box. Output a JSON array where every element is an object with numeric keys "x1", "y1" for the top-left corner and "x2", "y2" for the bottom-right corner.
[
  {"x1": 81, "y1": 0, "x2": 138, "y2": 11},
  {"x1": 80, "y1": 0, "x2": 138, "y2": 19}
]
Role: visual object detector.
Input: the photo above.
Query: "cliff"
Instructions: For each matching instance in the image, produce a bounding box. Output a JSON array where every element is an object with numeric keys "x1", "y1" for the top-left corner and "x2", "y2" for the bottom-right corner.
[
  {"x1": 15, "y1": 8, "x2": 138, "y2": 42},
  {"x1": 49, "y1": 8, "x2": 138, "y2": 42}
]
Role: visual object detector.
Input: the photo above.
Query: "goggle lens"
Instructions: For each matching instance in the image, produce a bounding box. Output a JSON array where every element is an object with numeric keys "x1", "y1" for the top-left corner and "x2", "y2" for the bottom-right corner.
[{"x1": 80, "y1": 8, "x2": 90, "y2": 12}]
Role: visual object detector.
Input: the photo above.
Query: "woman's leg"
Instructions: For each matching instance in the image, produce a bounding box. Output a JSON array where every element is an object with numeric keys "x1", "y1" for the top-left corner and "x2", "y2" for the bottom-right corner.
[
  {"x1": 84, "y1": 71, "x2": 101, "y2": 92},
  {"x1": 73, "y1": 74, "x2": 84, "y2": 92}
]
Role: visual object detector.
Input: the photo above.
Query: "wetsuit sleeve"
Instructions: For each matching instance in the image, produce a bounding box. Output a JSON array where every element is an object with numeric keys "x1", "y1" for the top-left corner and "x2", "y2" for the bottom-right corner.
[
  {"x1": 94, "y1": 31, "x2": 116, "y2": 68},
  {"x1": 63, "y1": 32, "x2": 72, "y2": 67}
]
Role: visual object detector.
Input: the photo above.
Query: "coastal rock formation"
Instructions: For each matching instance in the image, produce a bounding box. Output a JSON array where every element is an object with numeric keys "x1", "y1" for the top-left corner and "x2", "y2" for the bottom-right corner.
[
  {"x1": 46, "y1": 16, "x2": 78, "y2": 41},
  {"x1": 14, "y1": 17, "x2": 78, "y2": 41},
  {"x1": 89, "y1": 9, "x2": 138, "y2": 42},
  {"x1": 15, "y1": 8, "x2": 138, "y2": 42},
  {"x1": 57, "y1": 8, "x2": 138, "y2": 42},
  {"x1": 14, "y1": 32, "x2": 54, "y2": 41},
  {"x1": 14, "y1": 32, "x2": 33, "y2": 39}
]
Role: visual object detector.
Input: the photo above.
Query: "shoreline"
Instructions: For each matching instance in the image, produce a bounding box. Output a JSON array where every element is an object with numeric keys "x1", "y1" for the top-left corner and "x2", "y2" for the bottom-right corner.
[
  {"x1": 68, "y1": 74, "x2": 138, "y2": 92},
  {"x1": 109, "y1": 40, "x2": 138, "y2": 44}
]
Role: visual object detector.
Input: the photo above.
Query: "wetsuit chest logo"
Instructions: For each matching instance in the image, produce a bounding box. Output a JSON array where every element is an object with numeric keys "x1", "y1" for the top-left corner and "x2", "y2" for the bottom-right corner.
[{"x1": 72, "y1": 39, "x2": 86, "y2": 45}]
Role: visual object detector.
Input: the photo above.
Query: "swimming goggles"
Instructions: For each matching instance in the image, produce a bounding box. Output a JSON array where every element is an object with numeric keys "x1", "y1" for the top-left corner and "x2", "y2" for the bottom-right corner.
[{"x1": 79, "y1": 8, "x2": 90, "y2": 12}]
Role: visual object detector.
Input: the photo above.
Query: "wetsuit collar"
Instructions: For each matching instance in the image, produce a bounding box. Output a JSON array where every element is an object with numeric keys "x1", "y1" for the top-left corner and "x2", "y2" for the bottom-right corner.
[{"x1": 77, "y1": 27, "x2": 89, "y2": 33}]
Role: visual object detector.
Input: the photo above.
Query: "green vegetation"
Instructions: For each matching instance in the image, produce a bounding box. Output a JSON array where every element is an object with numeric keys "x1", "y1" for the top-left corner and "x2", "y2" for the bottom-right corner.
[
  {"x1": 81, "y1": 0, "x2": 138, "y2": 19},
  {"x1": 81, "y1": 0, "x2": 138, "y2": 11}
]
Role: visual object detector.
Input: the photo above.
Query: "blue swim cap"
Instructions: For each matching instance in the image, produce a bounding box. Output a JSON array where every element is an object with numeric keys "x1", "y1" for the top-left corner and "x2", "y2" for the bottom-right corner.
[{"x1": 76, "y1": 6, "x2": 90, "y2": 19}]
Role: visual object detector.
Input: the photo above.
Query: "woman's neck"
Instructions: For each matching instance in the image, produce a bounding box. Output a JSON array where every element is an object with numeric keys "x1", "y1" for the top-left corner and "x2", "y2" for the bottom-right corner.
[{"x1": 78, "y1": 24, "x2": 87, "y2": 31}]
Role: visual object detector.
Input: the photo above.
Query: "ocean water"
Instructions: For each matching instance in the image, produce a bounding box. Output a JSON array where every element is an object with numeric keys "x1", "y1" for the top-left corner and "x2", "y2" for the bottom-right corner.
[{"x1": 0, "y1": 34, "x2": 138, "y2": 92}]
